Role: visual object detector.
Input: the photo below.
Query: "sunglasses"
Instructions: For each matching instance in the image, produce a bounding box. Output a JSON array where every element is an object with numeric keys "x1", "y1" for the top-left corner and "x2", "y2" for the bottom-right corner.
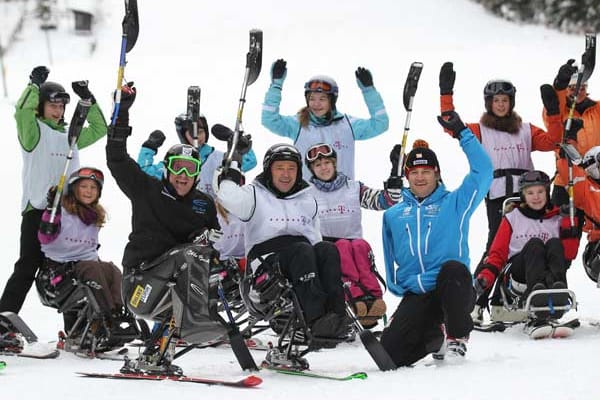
[
  {"x1": 306, "y1": 143, "x2": 334, "y2": 162},
  {"x1": 166, "y1": 156, "x2": 201, "y2": 177},
  {"x1": 485, "y1": 81, "x2": 515, "y2": 96},
  {"x1": 304, "y1": 80, "x2": 333, "y2": 93}
]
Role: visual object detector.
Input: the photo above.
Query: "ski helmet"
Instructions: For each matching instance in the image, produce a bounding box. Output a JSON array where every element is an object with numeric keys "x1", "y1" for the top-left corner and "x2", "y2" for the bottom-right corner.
[
  {"x1": 581, "y1": 146, "x2": 600, "y2": 181},
  {"x1": 583, "y1": 241, "x2": 600, "y2": 283},
  {"x1": 67, "y1": 167, "x2": 104, "y2": 197},
  {"x1": 37, "y1": 81, "x2": 70, "y2": 118},
  {"x1": 262, "y1": 143, "x2": 302, "y2": 180},
  {"x1": 174, "y1": 113, "x2": 209, "y2": 145},
  {"x1": 163, "y1": 143, "x2": 201, "y2": 182},
  {"x1": 304, "y1": 75, "x2": 339, "y2": 109},
  {"x1": 518, "y1": 170, "x2": 551, "y2": 202},
  {"x1": 305, "y1": 142, "x2": 337, "y2": 168},
  {"x1": 483, "y1": 79, "x2": 516, "y2": 113}
]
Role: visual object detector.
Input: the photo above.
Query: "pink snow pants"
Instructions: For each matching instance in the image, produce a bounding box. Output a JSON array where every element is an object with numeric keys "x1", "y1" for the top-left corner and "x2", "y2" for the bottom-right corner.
[{"x1": 335, "y1": 238, "x2": 383, "y2": 300}]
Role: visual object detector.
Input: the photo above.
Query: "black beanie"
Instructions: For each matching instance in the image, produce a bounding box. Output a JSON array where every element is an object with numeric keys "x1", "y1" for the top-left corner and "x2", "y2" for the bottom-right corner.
[{"x1": 404, "y1": 139, "x2": 440, "y2": 172}]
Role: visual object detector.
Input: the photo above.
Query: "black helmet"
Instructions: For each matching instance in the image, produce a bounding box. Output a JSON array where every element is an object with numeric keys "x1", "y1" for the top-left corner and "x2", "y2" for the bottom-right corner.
[
  {"x1": 518, "y1": 170, "x2": 551, "y2": 204},
  {"x1": 67, "y1": 167, "x2": 104, "y2": 198},
  {"x1": 174, "y1": 113, "x2": 209, "y2": 144},
  {"x1": 483, "y1": 79, "x2": 516, "y2": 113},
  {"x1": 38, "y1": 81, "x2": 70, "y2": 118},
  {"x1": 163, "y1": 144, "x2": 201, "y2": 182},
  {"x1": 304, "y1": 75, "x2": 339, "y2": 110},
  {"x1": 304, "y1": 142, "x2": 337, "y2": 168},
  {"x1": 263, "y1": 143, "x2": 302, "y2": 173}
]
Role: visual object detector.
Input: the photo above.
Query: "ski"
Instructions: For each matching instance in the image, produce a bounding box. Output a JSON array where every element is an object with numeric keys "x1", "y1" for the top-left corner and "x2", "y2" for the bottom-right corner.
[
  {"x1": 76, "y1": 371, "x2": 262, "y2": 388},
  {"x1": 71, "y1": 347, "x2": 129, "y2": 361},
  {"x1": 473, "y1": 321, "x2": 508, "y2": 333},
  {"x1": 262, "y1": 364, "x2": 367, "y2": 381},
  {"x1": 0, "y1": 347, "x2": 60, "y2": 359}
]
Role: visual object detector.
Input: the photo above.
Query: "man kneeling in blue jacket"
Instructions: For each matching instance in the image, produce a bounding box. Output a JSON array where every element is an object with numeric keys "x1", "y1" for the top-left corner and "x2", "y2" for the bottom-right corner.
[{"x1": 380, "y1": 111, "x2": 493, "y2": 366}]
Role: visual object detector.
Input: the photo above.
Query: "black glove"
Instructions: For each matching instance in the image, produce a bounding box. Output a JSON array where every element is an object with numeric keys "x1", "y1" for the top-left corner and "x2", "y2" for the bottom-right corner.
[
  {"x1": 71, "y1": 80, "x2": 96, "y2": 104},
  {"x1": 540, "y1": 84, "x2": 559, "y2": 115},
  {"x1": 355, "y1": 67, "x2": 373, "y2": 88},
  {"x1": 385, "y1": 176, "x2": 403, "y2": 190},
  {"x1": 554, "y1": 59, "x2": 577, "y2": 90},
  {"x1": 236, "y1": 134, "x2": 252, "y2": 155},
  {"x1": 217, "y1": 163, "x2": 244, "y2": 186},
  {"x1": 439, "y1": 62, "x2": 455, "y2": 95},
  {"x1": 114, "y1": 82, "x2": 136, "y2": 126},
  {"x1": 46, "y1": 186, "x2": 58, "y2": 210},
  {"x1": 271, "y1": 59, "x2": 287, "y2": 81},
  {"x1": 142, "y1": 130, "x2": 166, "y2": 152},
  {"x1": 437, "y1": 110, "x2": 466, "y2": 139},
  {"x1": 389, "y1": 144, "x2": 402, "y2": 174},
  {"x1": 30, "y1": 66, "x2": 49, "y2": 87},
  {"x1": 565, "y1": 118, "x2": 584, "y2": 141}
]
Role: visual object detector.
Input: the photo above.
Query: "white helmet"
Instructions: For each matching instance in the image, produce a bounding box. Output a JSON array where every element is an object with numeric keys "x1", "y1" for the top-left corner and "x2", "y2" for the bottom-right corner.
[{"x1": 582, "y1": 146, "x2": 600, "y2": 180}]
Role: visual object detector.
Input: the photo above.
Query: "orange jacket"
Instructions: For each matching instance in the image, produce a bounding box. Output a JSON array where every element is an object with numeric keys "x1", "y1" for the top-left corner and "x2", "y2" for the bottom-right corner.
[
  {"x1": 441, "y1": 94, "x2": 562, "y2": 149},
  {"x1": 542, "y1": 89, "x2": 600, "y2": 209},
  {"x1": 578, "y1": 177, "x2": 600, "y2": 242}
]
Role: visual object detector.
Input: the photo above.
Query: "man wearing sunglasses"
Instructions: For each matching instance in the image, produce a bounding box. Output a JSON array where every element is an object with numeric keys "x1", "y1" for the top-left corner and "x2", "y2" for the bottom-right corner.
[
  {"x1": 262, "y1": 59, "x2": 389, "y2": 180},
  {"x1": 106, "y1": 85, "x2": 227, "y2": 348},
  {"x1": 0, "y1": 66, "x2": 107, "y2": 317}
]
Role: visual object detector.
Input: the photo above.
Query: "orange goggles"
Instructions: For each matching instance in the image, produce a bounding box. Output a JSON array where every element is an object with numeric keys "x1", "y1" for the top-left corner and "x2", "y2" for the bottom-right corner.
[
  {"x1": 306, "y1": 143, "x2": 334, "y2": 162},
  {"x1": 304, "y1": 80, "x2": 333, "y2": 93},
  {"x1": 75, "y1": 167, "x2": 104, "y2": 185}
]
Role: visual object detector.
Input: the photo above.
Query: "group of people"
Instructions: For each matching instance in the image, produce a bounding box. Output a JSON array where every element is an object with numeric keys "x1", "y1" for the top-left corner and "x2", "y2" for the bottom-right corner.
[{"x1": 1, "y1": 52, "x2": 600, "y2": 369}]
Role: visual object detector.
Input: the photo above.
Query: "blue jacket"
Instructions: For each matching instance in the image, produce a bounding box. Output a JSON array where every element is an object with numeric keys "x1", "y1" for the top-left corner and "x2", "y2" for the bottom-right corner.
[
  {"x1": 382, "y1": 129, "x2": 493, "y2": 297},
  {"x1": 137, "y1": 143, "x2": 257, "y2": 180},
  {"x1": 261, "y1": 83, "x2": 389, "y2": 140}
]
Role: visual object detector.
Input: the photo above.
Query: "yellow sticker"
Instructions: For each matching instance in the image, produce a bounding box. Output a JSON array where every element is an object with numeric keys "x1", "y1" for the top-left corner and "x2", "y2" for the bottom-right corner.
[{"x1": 130, "y1": 285, "x2": 144, "y2": 308}]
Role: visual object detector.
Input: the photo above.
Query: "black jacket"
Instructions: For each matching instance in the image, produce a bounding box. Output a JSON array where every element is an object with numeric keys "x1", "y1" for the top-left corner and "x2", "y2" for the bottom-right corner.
[{"x1": 106, "y1": 134, "x2": 219, "y2": 270}]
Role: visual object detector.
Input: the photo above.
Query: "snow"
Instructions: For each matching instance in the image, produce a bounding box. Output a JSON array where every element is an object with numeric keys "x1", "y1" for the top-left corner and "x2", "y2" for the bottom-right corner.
[{"x1": 1, "y1": 0, "x2": 599, "y2": 399}]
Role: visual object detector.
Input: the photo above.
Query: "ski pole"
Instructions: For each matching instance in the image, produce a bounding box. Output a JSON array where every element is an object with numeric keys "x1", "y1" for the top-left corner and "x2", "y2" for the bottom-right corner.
[
  {"x1": 563, "y1": 33, "x2": 596, "y2": 228},
  {"x1": 40, "y1": 99, "x2": 91, "y2": 233},
  {"x1": 224, "y1": 29, "x2": 262, "y2": 168},
  {"x1": 396, "y1": 62, "x2": 423, "y2": 178},
  {"x1": 110, "y1": 0, "x2": 139, "y2": 126},
  {"x1": 186, "y1": 86, "x2": 201, "y2": 149}
]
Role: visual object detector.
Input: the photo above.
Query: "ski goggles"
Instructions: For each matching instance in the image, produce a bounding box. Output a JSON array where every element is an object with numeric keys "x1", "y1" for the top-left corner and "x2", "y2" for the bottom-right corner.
[
  {"x1": 47, "y1": 91, "x2": 71, "y2": 105},
  {"x1": 304, "y1": 80, "x2": 334, "y2": 93},
  {"x1": 519, "y1": 170, "x2": 550, "y2": 187},
  {"x1": 166, "y1": 156, "x2": 201, "y2": 177},
  {"x1": 306, "y1": 143, "x2": 335, "y2": 162},
  {"x1": 484, "y1": 81, "x2": 515, "y2": 96},
  {"x1": 567, "y1": 83, "x2": 588, "y2": 92},
  {"x1": 73, "y1": 167, "x2": 104, "y2": 186}
]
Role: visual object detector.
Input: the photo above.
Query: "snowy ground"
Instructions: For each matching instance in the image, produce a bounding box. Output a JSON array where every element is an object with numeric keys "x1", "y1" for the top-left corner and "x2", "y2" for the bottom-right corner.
[{"x1": 1, "y1": 0, "x2": 600, "y2": 399}]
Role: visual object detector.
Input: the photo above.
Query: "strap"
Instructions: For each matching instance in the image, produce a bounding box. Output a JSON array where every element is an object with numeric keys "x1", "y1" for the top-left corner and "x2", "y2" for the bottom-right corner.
[{"x1": 492, "y1": 168, "x2": 529, "y2": 197}]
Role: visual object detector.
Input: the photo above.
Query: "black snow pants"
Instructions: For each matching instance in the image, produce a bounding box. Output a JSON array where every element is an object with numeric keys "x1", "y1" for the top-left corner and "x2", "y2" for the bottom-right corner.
[{"x1": 380, "y1": 261, "x2": 475, "y2": 367}]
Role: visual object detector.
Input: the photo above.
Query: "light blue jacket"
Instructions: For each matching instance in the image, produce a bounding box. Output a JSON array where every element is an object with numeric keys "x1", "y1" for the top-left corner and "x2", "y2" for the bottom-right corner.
[
  {"x1": 382, "y1": 129, "x2": 493, "y2": 297},
  {"x1": 136, "y1": 143, "x2": 257, "y2": 180},
  {"x1": 261, "y1": 82, "x2": 389, "y2": 141}
]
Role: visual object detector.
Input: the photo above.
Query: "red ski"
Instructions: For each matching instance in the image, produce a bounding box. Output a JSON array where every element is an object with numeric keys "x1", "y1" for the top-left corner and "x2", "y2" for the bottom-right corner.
[{"x1": 76, "y1": 371, "x2": 262, "y2": 388}]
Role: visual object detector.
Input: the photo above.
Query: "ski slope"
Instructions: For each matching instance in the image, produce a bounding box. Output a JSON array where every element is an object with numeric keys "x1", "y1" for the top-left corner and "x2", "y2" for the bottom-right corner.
[{"x1": 1, "y1": 0, "x2": 599, "y2": 398}]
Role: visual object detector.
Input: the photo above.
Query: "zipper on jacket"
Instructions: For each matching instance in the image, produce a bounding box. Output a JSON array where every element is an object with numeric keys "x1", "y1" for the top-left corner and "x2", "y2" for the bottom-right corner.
[
  {"x1": 405, "y1": 223, "x2": 415, "y2": 256},
  {"x1": 424, "y1": 221, "x2": 432, "y2": 255},
  {"x1": 417, "y1": 205, "x2": 426, "y2": 273}
]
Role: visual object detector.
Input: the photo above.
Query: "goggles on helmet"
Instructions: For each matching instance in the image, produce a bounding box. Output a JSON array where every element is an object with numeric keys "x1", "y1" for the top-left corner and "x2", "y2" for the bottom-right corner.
[
  {"x1": 47, "y1": 91, "x2": 71, "y2": 105},
  {"x1": 304, "y1": 80, "x2": 334, "y2": 93},
  {"x1": 306, "y1": 143, "x2": 334, "y2": 163},
  {"x1": 484, "y1": 81, "x2": 515, "y2": 97},
  {"x1": 74, "y1": 167, "x2": 104, "y2": 185},
  {"x1": 519, "y1": 170, "x2": 549, "y2": 189},
  {"x1": 166, "y1": 156, "x2": 201, "y2": 177}
]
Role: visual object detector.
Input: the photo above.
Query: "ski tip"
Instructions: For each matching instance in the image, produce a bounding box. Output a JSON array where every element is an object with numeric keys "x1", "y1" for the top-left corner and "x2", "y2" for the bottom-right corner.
[
  {"x1": 242, "y1": 375, "x2": 263, "y2": 387},
  {"x1": 350, "y1": 372, "x2": 368, "y2": 380}
]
